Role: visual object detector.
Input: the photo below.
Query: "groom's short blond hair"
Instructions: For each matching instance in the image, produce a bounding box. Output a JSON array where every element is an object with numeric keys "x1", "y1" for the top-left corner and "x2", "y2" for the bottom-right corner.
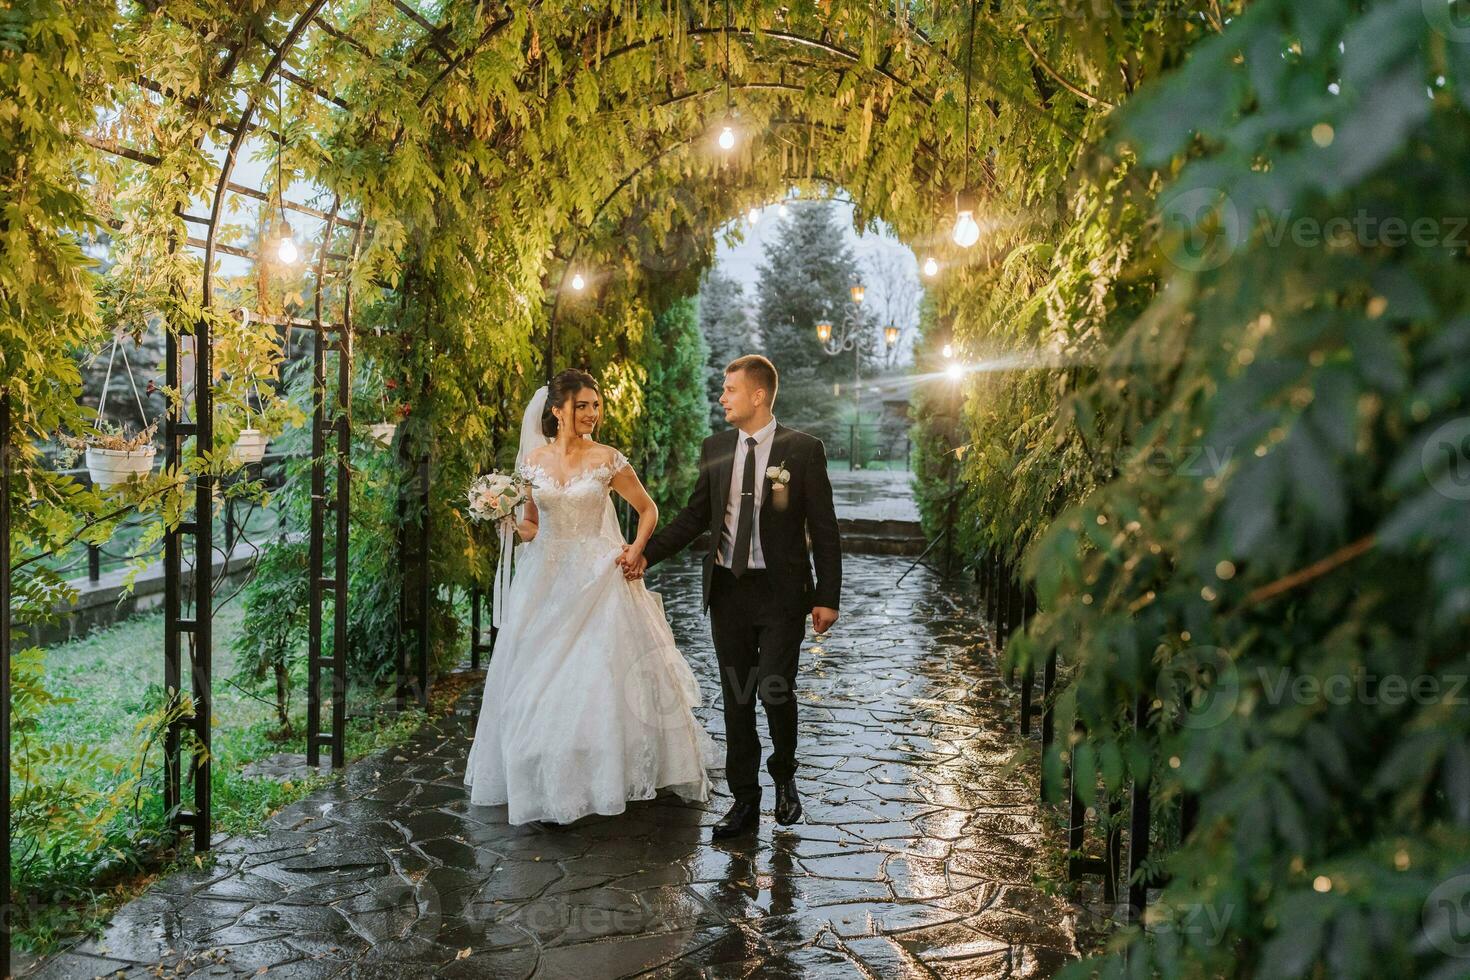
[{"x1": 726, "y1": 354, "x2": 779, "y2": 404}]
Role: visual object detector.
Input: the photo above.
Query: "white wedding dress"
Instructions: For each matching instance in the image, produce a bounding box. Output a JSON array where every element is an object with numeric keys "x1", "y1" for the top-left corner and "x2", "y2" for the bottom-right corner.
[{"x1": 463, "y1": 447, "x2": 716, "y2": 825}]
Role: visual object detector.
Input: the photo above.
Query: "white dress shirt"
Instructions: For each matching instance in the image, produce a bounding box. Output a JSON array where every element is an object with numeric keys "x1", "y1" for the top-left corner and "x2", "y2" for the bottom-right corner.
[{"x1": 717, "y1": 416, "x2": 778, "y2": 570}]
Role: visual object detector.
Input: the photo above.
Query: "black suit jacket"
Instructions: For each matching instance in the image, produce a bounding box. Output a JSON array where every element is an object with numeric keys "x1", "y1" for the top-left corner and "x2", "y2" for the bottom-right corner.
[{"x1": 644, "y1": 424, "x2": 842, "y2": 614}]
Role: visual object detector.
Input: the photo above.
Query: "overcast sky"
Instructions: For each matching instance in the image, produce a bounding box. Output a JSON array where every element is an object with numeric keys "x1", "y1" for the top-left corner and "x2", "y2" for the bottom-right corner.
[{"x1": 710, "y1": 196, "x2": 924, "y2": 364}]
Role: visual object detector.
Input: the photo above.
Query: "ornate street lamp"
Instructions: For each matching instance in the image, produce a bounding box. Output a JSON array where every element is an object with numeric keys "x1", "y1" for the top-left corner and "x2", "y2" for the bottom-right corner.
[{"x1": 814, "y1": 284, "x2": 876, "y2": 471}]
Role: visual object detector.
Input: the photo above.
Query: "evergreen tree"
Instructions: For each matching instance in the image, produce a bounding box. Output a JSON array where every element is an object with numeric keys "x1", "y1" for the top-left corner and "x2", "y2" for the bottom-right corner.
[
  {"x1": 633, "y1": 296, "x2": 712, "y2": 512},
  {"x1": 696, "y1": 267, "x2": 754, "y2": 429},
  {"x1": 753, "y1": 201, "x2": 866, "y2": 440}
]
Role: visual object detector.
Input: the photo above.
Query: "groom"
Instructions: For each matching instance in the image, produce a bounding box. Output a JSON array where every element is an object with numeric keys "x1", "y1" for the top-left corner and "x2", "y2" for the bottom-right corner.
[{"x1": 622, "y1": 354, "x2": 842, "y2": 840}]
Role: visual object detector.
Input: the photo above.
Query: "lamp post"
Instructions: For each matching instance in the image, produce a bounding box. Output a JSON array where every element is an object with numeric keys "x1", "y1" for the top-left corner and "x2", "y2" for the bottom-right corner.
[{"x1": 815, "y1": 281, "x2": 897, "y2": 470}]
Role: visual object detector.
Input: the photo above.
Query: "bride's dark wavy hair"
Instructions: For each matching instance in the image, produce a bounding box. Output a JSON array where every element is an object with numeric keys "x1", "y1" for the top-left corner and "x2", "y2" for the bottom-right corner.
[{"x1": 542, "y1": 369, "x2": 600, "y2": 438}]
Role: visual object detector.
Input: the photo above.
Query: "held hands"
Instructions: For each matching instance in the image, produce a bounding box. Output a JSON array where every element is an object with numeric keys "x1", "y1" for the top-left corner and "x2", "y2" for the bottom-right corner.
[
  {"x1": 616, "y1": 545, "x2": 647, "y2": 580},
  {"x1": 811, "y1": 606, "x2": 839, "y2": 634}
]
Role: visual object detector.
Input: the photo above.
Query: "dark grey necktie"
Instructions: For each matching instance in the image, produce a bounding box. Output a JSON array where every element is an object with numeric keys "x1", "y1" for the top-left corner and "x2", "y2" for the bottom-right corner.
[{"x1": 731, "y1": 436, "x2": 758, "y2": 577}]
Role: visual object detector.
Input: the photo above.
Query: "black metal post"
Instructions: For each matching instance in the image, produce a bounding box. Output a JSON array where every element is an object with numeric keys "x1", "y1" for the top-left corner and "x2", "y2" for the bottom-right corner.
[
  {"x1": 1067, "y1": 721, "x2": 1118, "y2": 903},
  {"x1": 88, "y1": 542, "x2": 100, "y2": 582},
  {"x1": 1040, "y1": 651, "x2": 1058, "y2": 754},
  {"x1": 1124, "y1": 693, "x2": 1153, "y2": 926},
  {"x1": 332, "y1": 323, "x2": 350, "y2": 767},
  {"x1": 1181, "y1": 792, "x2": 1200, "y2": 839},
  {"x1": 307, "y1": 325, "x2": 326, "y2": 766},
  {"x1": 417, "y1": 452, "x2": 430, "y2": 708},
  {"x1": 191, "y1": 318, "x2": 213, "y2": 854}
]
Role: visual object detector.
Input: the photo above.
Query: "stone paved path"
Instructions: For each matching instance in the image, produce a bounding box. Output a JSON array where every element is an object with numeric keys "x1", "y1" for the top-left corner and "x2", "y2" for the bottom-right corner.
[
  {"x1": 827, "y1": 470, "x2": 921, "y2": 525},
  {"x1": 31, "y1": 555, "x2": 1076, "y2": 979}
]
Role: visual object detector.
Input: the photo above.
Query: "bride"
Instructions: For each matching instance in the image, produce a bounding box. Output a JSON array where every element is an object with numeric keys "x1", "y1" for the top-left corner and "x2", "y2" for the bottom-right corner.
[{"x1": 463, "y1": 368, "x2": 716, "y2": 825}]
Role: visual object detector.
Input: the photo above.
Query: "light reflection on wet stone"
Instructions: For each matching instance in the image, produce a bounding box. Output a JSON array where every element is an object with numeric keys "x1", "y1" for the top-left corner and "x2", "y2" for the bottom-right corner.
[{"x1": 24, "y1": 555, "x2": 1076, "y2": 979}]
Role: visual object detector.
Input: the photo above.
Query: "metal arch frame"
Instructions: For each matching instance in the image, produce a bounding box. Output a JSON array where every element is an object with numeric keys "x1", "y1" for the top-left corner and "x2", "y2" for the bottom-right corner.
[{"x1": 16, "y1": 0, "x2": 1070, "y2": 872}]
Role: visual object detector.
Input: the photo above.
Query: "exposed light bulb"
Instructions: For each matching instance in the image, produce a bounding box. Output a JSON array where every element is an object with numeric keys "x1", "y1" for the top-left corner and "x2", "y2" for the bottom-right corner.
[
  {"x1": 747, "y1": 208, "x2": 760, "y2": 224},
  {"x1": 952, "y1": 211, "x2": 980, "y2": 248},
  {"x1": 952, "y1": 190, "x2": 980, "y2": 249},
  {"x1": 778, "y1": 202, "x2": 789, "y2": 217},
  {"x1": 570, "y1": 273, "x2": 586, "y2": 291},
  {"x1": 277, "y1": 231, "x2": 298, "y2": 265},
  {"x1": 923, "y1": 256, "x2": 939, "y2": 277},
  {"x1": 942, "y1": 343, "x2": 954, "y2": 359},
  {"x1": 718, "y1": 125, "x2": 735, "y2": 150}
]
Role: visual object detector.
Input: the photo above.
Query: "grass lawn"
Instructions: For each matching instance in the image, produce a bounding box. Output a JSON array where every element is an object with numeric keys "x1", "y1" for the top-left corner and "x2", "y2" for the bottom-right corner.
[{"x1": 14, "y1": 599, "x2": 471, "y2": 954}]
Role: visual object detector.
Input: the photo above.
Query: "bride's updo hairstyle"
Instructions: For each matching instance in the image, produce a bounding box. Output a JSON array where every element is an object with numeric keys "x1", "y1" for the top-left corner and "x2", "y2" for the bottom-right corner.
[{"x1": 542, "y1": 368, "x2": 600, "y2": 438}]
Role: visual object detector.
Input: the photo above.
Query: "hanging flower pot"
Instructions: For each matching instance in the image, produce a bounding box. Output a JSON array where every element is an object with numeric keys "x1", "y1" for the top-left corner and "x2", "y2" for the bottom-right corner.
[
  {"x1": 230, "y1": 428, "x2": 269, "y2": 465},
  {"x1": 369, "y1": 422, "x2": 397, "y2": 447},
  {"x1": 85, "y1": 445, "x2": 157, "y2": 488}
]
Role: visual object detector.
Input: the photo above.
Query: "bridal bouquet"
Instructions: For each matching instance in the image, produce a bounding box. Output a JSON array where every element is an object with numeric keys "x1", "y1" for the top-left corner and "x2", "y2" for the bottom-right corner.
[
  {"x1": 469, "y1": 470, "x2": 532, "y2": 630},
  {"x1": 467, "y1": 470, "x2": 531, "y2": 526}
]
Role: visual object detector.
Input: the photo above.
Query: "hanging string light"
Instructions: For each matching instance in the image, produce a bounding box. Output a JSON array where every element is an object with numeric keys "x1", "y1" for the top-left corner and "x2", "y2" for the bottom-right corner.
[
  {"x1": 274, "y1": 71, "x2": 298, "y2": 265},
  {"x1": 570, "y1": 272, "x2": 586, "y2": 291},
  {"x1": 923, "y1": 256, "x2": 939, "y2": 277},
  {"x1": 952, "y1": 2, "x2": 981, "y2": 249},
  {"x1": 717, "y1": 0, "x2": 736, "y2": 152}
]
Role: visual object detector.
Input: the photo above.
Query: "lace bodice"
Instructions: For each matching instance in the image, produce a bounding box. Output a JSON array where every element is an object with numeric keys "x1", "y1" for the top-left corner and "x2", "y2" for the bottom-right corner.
[{"x1": 519, "y1": 449, "x2": 629, "y2": 543}]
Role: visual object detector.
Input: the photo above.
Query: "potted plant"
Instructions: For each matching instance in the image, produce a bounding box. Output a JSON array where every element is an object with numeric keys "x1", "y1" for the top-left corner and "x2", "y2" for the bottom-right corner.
[
  {"x1": 63, "y1": 422, "x2": 159, "y2": 488},
  {"x1": 370, "y1": 379, "x2": 408, "y2": 447},
  {"x1": 231, "y1": 426, "x2": 269, "y2": 465}
]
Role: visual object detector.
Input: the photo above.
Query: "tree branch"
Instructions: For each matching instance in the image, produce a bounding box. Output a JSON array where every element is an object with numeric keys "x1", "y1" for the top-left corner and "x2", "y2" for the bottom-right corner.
[
  {"x1": 1244, "y1": 535, "x2": 1376, "y2": 606},
  {"x1": 1017, "y1": 29, "x2": 1115, "y2": 110}
]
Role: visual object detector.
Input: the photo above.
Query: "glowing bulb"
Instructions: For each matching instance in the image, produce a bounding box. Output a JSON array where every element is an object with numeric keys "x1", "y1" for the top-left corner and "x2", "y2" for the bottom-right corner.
[
  {"x1": 952, "y1": 211, "x2": 980, "y2": 248},
  {"x1": 849, "y1": 283, "x2": 865, "y2": 304},
  {"x1": 778, "y1": 202, "x2": 789, "y2": 217},
  {"x1": 946, "y1": 363, "x2": 964, "y2": 380},
  {"x1": 718, "y1": 126, "x2": 735, "y2": 150},
  {"x1": 923, "y1": 256, "x2": 939, "y2": 277},
  {"x1": 952, "y1": 190, "x2": 980, "y2": 249},
  {"x1": 942, "y1": 343, "x2": 954, "y2": 359},
  {"x1": 570, "y1": 273, "x2": 585, "y2": 291},
  {"x1": 276, "y1": 221, "x2": 298, "y2": 264},
  {"x1": 884, "y1": 325, "x2": 899, "y2": 347},
  {"x1": 815, "y1": 321, "x2": 833, "y2": 343},
  {"x1": 747, "y1": 208, "x2": 760, "y2": 225}
]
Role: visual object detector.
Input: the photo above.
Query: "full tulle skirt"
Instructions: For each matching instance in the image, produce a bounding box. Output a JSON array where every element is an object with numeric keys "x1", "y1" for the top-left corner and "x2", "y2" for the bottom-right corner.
[{"x1": 463, "y1": 533, "x2": 717, "y2": 825}]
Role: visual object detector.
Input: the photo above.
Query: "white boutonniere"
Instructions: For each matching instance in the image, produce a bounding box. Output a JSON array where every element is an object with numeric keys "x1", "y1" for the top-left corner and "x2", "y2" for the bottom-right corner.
[{"x1": 766, "y1": 460, "x2": 792, "y2": 510}]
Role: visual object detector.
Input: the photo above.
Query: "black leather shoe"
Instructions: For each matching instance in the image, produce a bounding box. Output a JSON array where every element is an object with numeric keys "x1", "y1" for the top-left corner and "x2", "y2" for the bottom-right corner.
[
  {"x1": 711, "y1": 800, "x2": 761, "y2": 839},
  {"x1": 774, "y1": 779, "x2": 803, "y2": 825}
]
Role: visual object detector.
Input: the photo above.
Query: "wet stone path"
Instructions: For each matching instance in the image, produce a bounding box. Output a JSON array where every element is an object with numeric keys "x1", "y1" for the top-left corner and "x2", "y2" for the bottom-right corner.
[{"x1": 33, "y1": 555, "x2": 1077, "y2": 979}]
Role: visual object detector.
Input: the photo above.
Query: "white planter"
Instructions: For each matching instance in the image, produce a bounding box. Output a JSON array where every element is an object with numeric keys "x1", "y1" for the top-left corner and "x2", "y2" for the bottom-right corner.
[
  {"x1": 230, "y1": 428, "x2": 268, "y2": 465},
  {"x1": 86, "y1": 445, "x2": 157, "y2": 488},
  {"x1": 369, "y1": 422, "x2": 397, "y2": 447}
]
